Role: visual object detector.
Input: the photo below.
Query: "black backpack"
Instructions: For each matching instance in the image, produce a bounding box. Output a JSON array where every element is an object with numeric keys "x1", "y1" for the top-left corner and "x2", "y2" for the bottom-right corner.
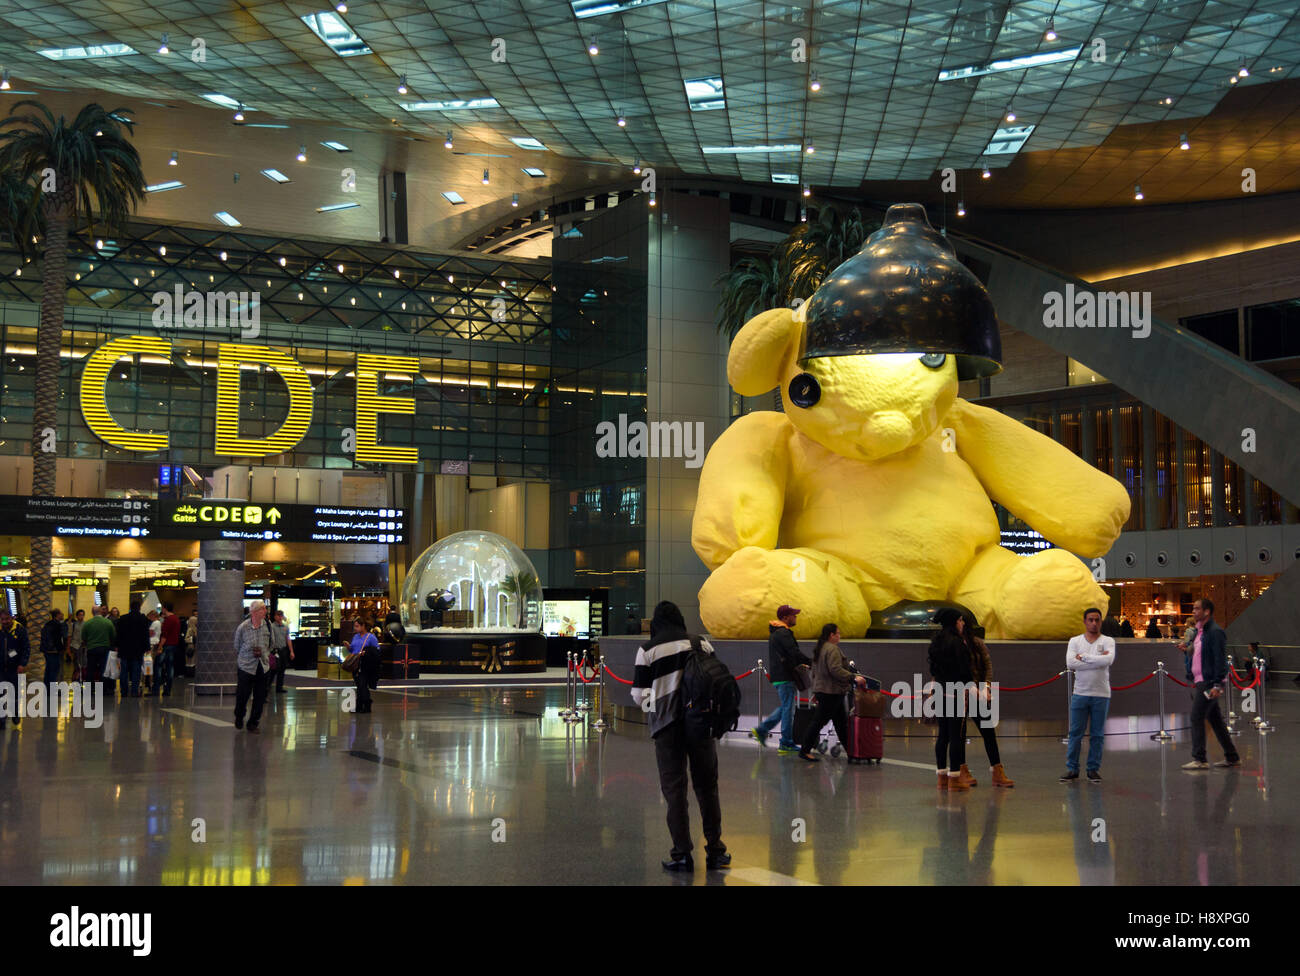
[{"x1": 682, "y1": 636, "x2": 742, "y2": 741}]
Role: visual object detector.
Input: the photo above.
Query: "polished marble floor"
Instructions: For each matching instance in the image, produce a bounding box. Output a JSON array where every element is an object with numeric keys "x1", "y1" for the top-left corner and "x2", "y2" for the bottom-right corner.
[{"x1": 0, "y1": 677, "x2": 1294, "y2": 885}]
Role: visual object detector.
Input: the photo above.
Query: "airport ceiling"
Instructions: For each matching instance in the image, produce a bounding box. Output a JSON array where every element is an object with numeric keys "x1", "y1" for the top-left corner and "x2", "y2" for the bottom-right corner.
[{"x1": 2, "y1": 0, "x2": 1299, "y2": 247}]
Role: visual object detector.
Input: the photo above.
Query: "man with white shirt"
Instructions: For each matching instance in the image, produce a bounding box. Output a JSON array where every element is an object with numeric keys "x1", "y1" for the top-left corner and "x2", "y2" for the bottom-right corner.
[{"x1": 1061, "y1": 607, "x2": 1115, "y2": 784}]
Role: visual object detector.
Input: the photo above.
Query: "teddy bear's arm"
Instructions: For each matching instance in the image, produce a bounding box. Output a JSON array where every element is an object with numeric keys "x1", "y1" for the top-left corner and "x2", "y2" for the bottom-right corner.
[
  {"x1": 945, "y1": 397, "x2": 1131, "y2": 557},
  {"x1": 690, "y1": 412, "x2": 792, "y2": 571}
]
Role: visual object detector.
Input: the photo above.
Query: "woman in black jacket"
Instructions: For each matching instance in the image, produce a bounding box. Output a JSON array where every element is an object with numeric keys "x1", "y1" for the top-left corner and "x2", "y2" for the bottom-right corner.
[{"x1": 928, "y1": 608, "x2": 974, "y2": 791}]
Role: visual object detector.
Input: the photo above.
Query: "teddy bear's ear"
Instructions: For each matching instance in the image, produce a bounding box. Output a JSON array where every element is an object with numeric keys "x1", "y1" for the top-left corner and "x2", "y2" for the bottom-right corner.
[{"x1": 727, "y1": 307, "x2": 801, "y2": 396}]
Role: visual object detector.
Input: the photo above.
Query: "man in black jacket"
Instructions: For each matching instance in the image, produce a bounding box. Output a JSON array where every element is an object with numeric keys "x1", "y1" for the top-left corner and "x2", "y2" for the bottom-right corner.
[
  {"x1": 114, "y1": 600, "x2": 152, "y2": 699},
  {"x1": 0, "y1": 608, "x2": 30, "y2": 729},
  {"x1": 1178, "y1": 598, "x2": 1240, "y2": 770},
  {"x1": 631, "y1": 601, "x2": 730, "y2": 872},
  {"x1": 750, "y1": 605, "x2": 810, "y2": 755}
]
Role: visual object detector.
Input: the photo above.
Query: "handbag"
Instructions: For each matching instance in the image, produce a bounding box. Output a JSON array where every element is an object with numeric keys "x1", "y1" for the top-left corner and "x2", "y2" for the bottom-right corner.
[
  {"x1": 104, "y1": 651, "x2": 121, "y2": 680},
  {"x1": 341, "y1": 652, "x2": 362, "y2": 674}
]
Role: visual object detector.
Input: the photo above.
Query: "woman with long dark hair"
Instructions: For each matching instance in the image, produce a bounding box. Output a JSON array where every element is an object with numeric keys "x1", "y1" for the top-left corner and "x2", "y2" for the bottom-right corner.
[
  {"x1": 964, "y1": 614, "x2": 1014, "y2": 787},
  {"x1": 928, "y1": 608, "x2": 974, "y2": 790},
  {"x1": 798, "y1": 623, "x2": 867, "y2": 762}
]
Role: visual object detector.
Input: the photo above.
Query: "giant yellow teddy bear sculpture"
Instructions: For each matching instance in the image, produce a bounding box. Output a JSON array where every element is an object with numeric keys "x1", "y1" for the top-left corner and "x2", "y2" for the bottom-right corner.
[{"x1": 692, "y1": 204, "x2": 1130, "y2": 641}]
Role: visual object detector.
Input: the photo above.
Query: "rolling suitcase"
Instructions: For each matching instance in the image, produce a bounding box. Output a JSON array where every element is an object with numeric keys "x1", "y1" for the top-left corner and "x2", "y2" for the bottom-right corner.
[
  {"x1": 848, "y1": 675, "x2": 885, "y2": 764},
  {"x1": 791, "y1": 694, "x2": 819, "y2": 748}
]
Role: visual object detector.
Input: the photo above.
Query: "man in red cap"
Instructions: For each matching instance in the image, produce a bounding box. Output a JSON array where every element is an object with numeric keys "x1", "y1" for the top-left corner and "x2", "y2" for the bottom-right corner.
[{"x1": 750, "y1": 605, "x2": 810, "y2": 754}]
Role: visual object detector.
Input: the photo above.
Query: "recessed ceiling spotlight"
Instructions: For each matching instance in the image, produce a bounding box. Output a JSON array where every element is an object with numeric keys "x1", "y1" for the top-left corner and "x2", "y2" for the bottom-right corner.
[
  {"x1": 588, "y1": 38, "x2": 599, "y2": 56},
  {"x1": 296, "y1": 145, "x2": 307, "y2": 161},
  {"x1": 168, "y1": 151, "x2": 178, "y2": 166},
  {"x1": 1160, "y1": 96, "x2": 1174, "y2": 105},
  {"x1": 219, "y1": 250, "x2": 228, "y2": 261},
  {"x1": 444, "y1": 130, "x2": 453, "y2": 149},
  {"x1": 159, "y1": 245, "x2": 167, "y2": 256},
  {"x1": 1229, "y1": 75, "x2": 1238, "y2": 84},
  {"x1": 511, "y1": 193, "x2": 519, "y2": 207},
  {"x1": 233, "y1": 104, "x2": 245, "y2": 122},
  {"x1": 956, "y1": 200, "x2": 966, "y2": 217},
  {"x1": 278, "y1": 256, "x2": 287, "y2": 267},
  {"x1": 981, "y1": 166, "x2": 991, "y2": 179},
  {"x1": 1134, "y1": 184, "x2": 1144, "y2": 201},
  {"x1": 482, "y1": 168, "x2": 490, "y2": 184},
  {"x1": 337, "y1": 263, "x2": 344, "y2": 273},
  {"x1": 1179, "y1": 132, "x2": 1190, "y2": 150},
  {"x1": 397, "y1": 73, "x2": 408, "y2": 95},
  {"x1": 632, "y1": 159, "x2": 641, "y2": 174},
  {"x1": 95, "y1": 239, "x2": 103, "y2": 249},
  {"x1": 1005, "y1": 109, "x2": 1016, "y2": 122},
  {"x1": 1044, "y1": 19, "x2": 1057, "y2": 42},
  {"x1": 809, "y1": 72, "x2": 821, "y2": 92},
  {"x1": 158, "y1": 33, "x2": 169, "y2": 55}
]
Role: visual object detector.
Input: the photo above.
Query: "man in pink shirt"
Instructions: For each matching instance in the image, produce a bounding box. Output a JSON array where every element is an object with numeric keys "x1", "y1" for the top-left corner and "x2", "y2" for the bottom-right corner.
[{"x1": 1177, "y1": 598, "x2": 1240, "y2": 771}]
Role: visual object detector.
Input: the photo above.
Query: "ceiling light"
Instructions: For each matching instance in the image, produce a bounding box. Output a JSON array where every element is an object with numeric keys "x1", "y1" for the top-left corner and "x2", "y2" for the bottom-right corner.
[
  {"x1": 510, "y1": 136, "x2": 547, "y2": 150},
  {"x1": 1160, "y1": 96, "x2": 1174, "y2": 106},
  {"x1": 336, "y1": 264, "x2": 344, "y2": 273},
  {"x1": 802, "y1": 184, "x2": 810, "y2": 197},
  {"x1": 956, "y1": 201, "x2": 966, "y2": 217},
  {"x1": 1238, "y1": 61, "x2": 1249, "y2": 78},
  {"x1": 94, "y1": 129, "x2": 101, "y2": 136},
  {"x1": 809, "y1": 72, "x2": 821, "y2": 92},
  {"x1": 442, "y1": 191, "x2": 466, "y2": 205},
  {"x1": 522, "y1": 167, "x2": 545, "y2": 177},
  {"x1": 702, "y1": 144, "x2": 801, "y2": 155},
  {"x1": 800, "y1": 207, "x2": 807, "y2": 223},
  {"x1": 805, "y1": 142, "x2": 815, "y2": 154},
  {"x1": 297, "y1": 145, "x2": 307, "y2": 162},
  {"x1": 444, "y1": 130, "x2": 454, "y2": 149},
  {"x1": 588, "y1": 38, "x2": 599, "y2": 56},
  {"x1": 616, "y1": 113, "x2": 626, "y2": 127},
  {"x1": 38, "y1": 44, "x2": 136, "y2": 60},
  {"x1": 684, "y1": 76, "x2": 725, "y2": 111},
  {"x1": 1229, "y1": 75, "x2": 1238, "y2": 85},
  {"x1": 400, "y1": 98, "x2": 498, "y2": 112},
  {"x1": 397, "y1": 74, "x2": 408, "y2": 95},
  {"x1": 301, "y1": 11, "x2": 371, "y2": 57},
  {"x1": 1134, "y1": 184, "x2": 1144, "y2": 201},
  {"x1": 1179, "y1": 132, "x2": 1190, "y2": 150},
  {"x1": 648, "y1": 191, "x2": 657, "y2": 207},
  {"x1": 219, "y1": 251, "x2": 228, "y2": 261},
  {"x1": 234, "y1": 104, "x2": 245, "y2": 122},
  {"x1": 1005, "y1": 110, "x2": 1016, "y2": 122},
  {"x1": 336, "y1": 2, "x2": 347, "y2": 10},
  {"x1": 278, "y1": 256, "x2": 287, "y2": 267},
  {"x1": 168, "y1": 151, "x2": 178, "y2": 166},
  {"x1": 482, "y1": 169, "x2": 490, "y2": 184},
  {"x1": 158, "y1": 246, "x2": 167, "y2": 256},
  {"x1": 981, "y1": 166, "x2": 991, "y2": 179},
  {"x1": 316, "y1": 202, "x2": 360, "y2": 212},
  {"x1": 984, "y1": 124, "x2": 1035, "y2": 155},
  {"x1": 1044, "y1": 20, "x2": 1057, "y2": 42},
  {"x1": 0, "y1": 71, "x2": 9, "y2": 91},
  {"x1": 158, "y1": 33, "x2": 169, "y2": 55},
  {"x1": 321, "y1": 140, "x2": 351, "y2": 152},
  {"x1": 214, "y1": 212, "x2": 241, "y2": 227}
]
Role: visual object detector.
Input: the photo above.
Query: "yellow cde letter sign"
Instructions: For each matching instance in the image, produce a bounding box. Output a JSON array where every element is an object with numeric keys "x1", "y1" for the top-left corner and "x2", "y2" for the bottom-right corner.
[{"x1": 78, "y1": 336, "x2": 417, "y2": 463}]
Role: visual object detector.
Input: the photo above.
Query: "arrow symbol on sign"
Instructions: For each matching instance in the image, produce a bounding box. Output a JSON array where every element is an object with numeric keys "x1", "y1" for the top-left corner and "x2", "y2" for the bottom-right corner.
[
  {"x1": 140, "y1": 528, "x2": 150, "y2": 536},
  {"x1": 266, "y1": 507, "x2": 282, "y2": 524},
  {"x1": 274, "y1": 531, "x2": 281, "y2": 539}
]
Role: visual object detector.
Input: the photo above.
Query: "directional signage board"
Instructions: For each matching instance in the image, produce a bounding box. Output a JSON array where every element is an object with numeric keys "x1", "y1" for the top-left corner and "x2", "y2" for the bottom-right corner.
[{"x1": 0, "y1": 496, "x2": 404, "y2": 544}]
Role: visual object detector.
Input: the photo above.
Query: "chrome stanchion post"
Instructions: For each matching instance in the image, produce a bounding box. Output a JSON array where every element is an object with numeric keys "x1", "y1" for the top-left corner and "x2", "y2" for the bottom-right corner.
[
  {"x1": 564, "y1": 652, "x2": 583, "y2": 724},
  {"x1": 592, "y1": 659, "x2": 609, "y2": 731},
  {"x1": 1150, "y1": 662, "x2": 1174, "y2": 741},
  {"x1": 576, "y1": 649, "x2": 593, "y2": 712},
  {"x1": 1225, "y1": 654, "x2": 1241, "y2": 736},
  {"x1": 558, "y1": 652, "x2": 574, "y2": 717},
  {"x1": 1060, "y1": 669, "x2": 1072, "y2": 745},
  {"x1": 756, "y1": 658, "x2": 764, "y2": 727},
  {"x1": 1255, "y1": 657, "x2": 1275, "y2": 733}
]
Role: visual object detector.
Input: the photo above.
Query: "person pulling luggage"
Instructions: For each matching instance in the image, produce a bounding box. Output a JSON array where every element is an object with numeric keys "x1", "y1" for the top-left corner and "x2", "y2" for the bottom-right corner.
[{"x1": 798, "y1": 623, "x2": 867, "y2": 762}]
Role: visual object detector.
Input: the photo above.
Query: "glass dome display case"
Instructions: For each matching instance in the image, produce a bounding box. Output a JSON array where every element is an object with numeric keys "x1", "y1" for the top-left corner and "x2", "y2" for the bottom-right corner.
[{"x1": 400, "y1": 530, "x2": 543, "y2": 634}]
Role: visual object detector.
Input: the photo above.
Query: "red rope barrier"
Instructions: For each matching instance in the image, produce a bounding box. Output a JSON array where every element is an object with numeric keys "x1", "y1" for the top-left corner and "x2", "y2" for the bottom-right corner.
[
  {"x1": 1164, "y1": 672, "x2": 1190, "y2": 687},
  {"x1": 603, "y1": 664, "x2": 633, "y2": 686},
  {"x1": 1111, "y1": 671, "x2": 1156, "y2": 691},
  {"x1": 577, "y1": 664, "x2": 595, "y2": 684},
  {"x1": 999, "y1": 672, "x2": 1065, "y2": 692},
  {"x1": 1228, "y1": 666, "x2": 1259, "y2": 689},
  {"x1": 736, "y1": 669, "x2": 754, "y2": 680}
]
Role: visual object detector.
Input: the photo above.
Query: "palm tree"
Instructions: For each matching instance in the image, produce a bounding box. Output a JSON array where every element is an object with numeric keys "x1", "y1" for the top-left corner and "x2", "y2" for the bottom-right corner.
[
  {"x1": 714, "y1": 252, "x2": 788, "y2": 341},
  {"x1": 0, "y1": 102, "x2": 147, "y2": 677}
]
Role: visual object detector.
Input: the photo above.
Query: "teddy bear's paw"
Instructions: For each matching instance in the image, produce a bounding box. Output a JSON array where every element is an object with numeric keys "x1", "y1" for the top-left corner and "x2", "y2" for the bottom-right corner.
[
  {"x1": 995, "y1": 549, "x2": 1107, "y2": 640},
  {"x1": 699, "y1": 546, "x2": 870, "y2": 640}
]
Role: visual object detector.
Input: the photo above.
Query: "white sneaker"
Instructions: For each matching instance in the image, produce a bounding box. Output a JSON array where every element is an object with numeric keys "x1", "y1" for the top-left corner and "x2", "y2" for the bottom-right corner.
[{"x1": 1181, "y1": 760, "x2": 1209, "y2": 770}]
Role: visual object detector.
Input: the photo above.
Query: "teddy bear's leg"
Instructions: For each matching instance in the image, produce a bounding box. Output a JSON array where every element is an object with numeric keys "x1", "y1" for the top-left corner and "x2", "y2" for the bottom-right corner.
[
  {"x1": 952, "y1": 545, "x2": 1107, "y2": 640},
  {"x1": 699, "y1": 545, "x2": 872, "y2": 640}
]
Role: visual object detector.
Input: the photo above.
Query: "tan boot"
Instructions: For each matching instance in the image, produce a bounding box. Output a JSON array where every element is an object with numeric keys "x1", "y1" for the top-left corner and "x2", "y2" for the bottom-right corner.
[
  {"x1": 957, "y1": 763, "x2": 977, "y2": 788},
  {"x1": 946, "y1": 772, "x2": 970, "y2": 792},
  {"x1": 991, "y1": 764, "x2": 1015, "y2": 788},
  {"x1": 937, "y1": 771, "x2": 949, "y2": 790}
]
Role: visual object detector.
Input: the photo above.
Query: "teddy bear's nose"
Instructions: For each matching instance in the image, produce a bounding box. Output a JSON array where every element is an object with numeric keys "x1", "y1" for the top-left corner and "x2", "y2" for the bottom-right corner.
[{"x1": 859, "y1": 410, "x2": 915, "y2": 455}]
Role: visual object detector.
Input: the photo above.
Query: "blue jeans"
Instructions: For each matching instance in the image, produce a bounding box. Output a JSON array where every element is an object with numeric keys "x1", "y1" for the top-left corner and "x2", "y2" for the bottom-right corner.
[
  {"x1": 120, "y1": 658, "x2": 142, "y2": 698},
  {"x1": 756, "y1": 681, "x2": 797, "y2": 748},
  {"x1": 1066, "y1": 693, "x2": 1110, "y2": 772},
  {"x1": 157, "y1": 645, "x2": 177, "y2": 695}
]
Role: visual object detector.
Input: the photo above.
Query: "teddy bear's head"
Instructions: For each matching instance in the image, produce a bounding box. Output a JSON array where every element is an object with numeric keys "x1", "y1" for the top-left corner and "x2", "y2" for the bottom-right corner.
[{"x1": 727, "y1": 203, "x2": 1002, "y2": 462}]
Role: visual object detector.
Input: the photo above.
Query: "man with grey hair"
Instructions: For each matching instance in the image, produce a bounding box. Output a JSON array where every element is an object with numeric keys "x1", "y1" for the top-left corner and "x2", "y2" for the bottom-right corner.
[{"x1": 233, "y1": 599, "x2": 273, "y2": 732}]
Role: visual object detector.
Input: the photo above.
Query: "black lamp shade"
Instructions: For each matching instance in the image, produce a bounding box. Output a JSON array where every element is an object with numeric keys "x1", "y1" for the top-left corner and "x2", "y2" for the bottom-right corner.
[{"x1": 799, "y1": 203, "x2": 1003, "y2": 379}]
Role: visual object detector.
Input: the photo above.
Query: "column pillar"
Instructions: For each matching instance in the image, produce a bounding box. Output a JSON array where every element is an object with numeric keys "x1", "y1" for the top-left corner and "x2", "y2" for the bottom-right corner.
[
  {"x1": 196, "y1": 537, "x2": 245, "y2": 694},
  {"x1": 107, "y1": 566, "x2": 131, "y2": 614},
  {"x1": 1210, "y1": 449, "x2": 1226, "y2": 527}
]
